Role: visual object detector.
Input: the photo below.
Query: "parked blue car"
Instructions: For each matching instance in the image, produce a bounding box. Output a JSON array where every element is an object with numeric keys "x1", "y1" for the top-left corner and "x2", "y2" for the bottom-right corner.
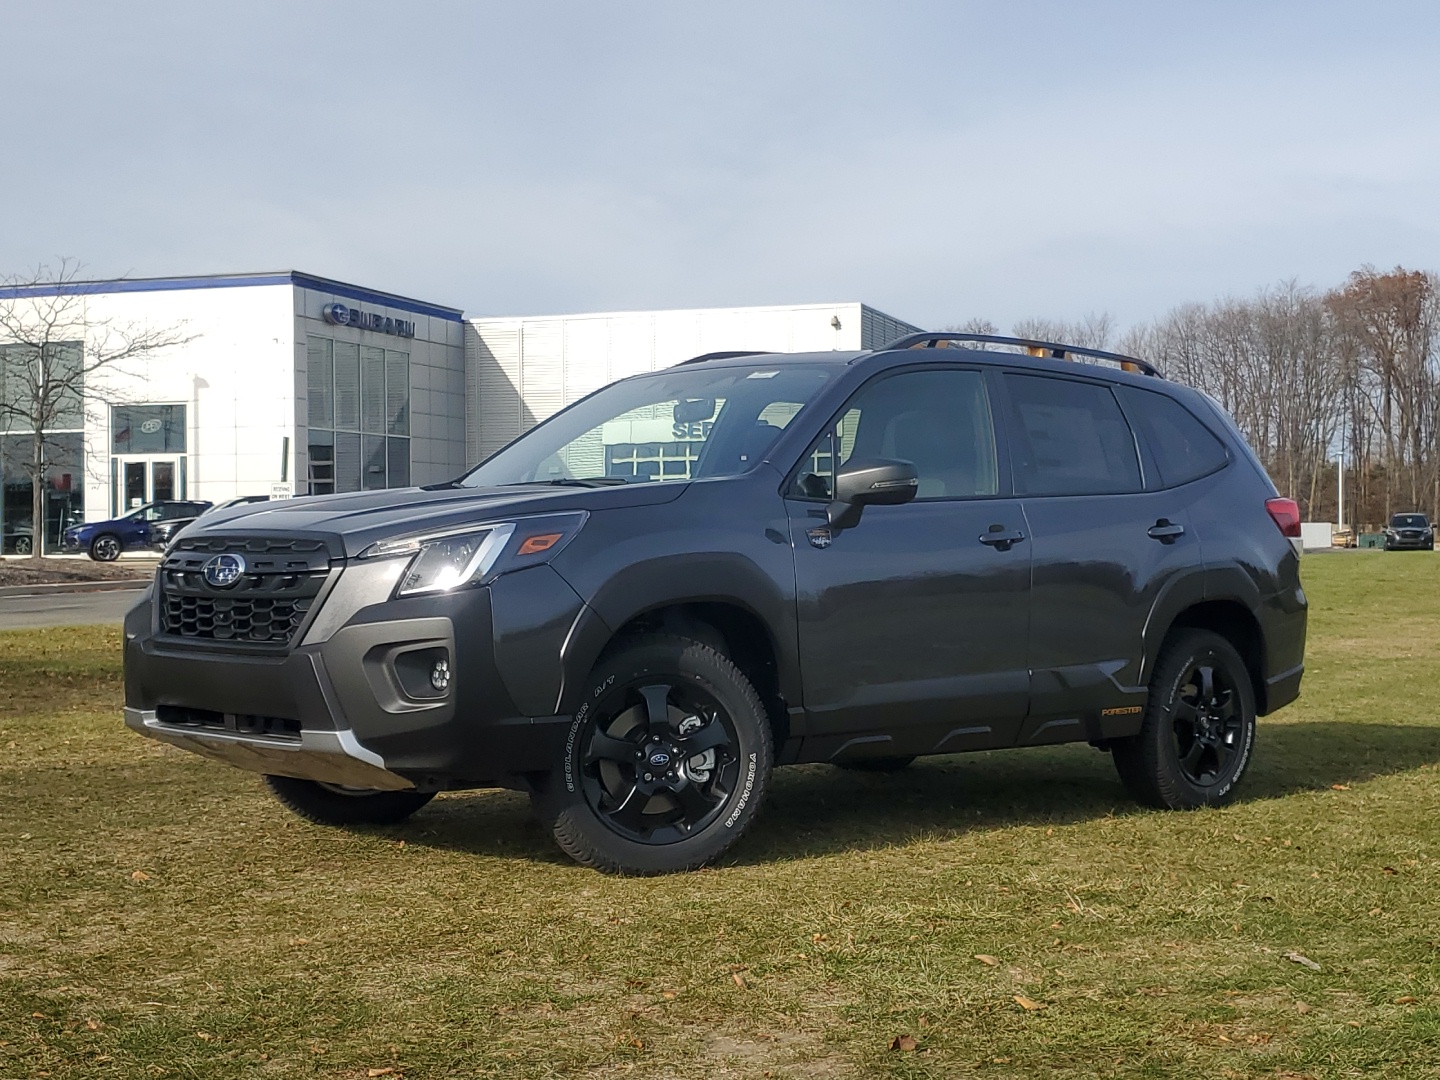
[{"x1": 61, "y1": 500, "x2": 211, "y2": 561}]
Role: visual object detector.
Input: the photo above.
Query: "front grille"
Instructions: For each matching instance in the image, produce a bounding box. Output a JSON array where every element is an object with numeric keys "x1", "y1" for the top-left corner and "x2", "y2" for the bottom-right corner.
[{"x1": 158, "y1": 535, "x2": 334, "y2": 649}]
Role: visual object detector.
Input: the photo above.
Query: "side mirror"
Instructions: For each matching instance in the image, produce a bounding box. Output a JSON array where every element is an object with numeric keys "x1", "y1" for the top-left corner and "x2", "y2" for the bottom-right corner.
[{"x1": 827, "y1": 458, "x2": 918, "y2": 530}]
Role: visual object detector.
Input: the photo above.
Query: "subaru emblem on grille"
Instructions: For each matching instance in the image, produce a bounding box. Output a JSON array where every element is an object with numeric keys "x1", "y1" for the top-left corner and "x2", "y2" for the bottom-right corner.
[{"x1": 202, "y1": 553, "x2": 246, "y2": 588}]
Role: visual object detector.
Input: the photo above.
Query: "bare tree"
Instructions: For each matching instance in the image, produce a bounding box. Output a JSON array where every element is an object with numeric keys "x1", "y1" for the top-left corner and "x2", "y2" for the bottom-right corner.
[
  {"x1": 0, "y1": 261, "x2": 192, "y2": 557},
  {"x1": 939, "y1": 317, "x2": 999, "y2": 346}
]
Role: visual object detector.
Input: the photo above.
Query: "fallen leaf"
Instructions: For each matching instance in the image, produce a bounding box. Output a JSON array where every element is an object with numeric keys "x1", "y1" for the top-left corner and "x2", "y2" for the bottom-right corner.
[
  {"x1": 367, "y1": 1070, "x2": 395, "y2": 1078},
  {"x1": 1295, "y1": 1001, "x2": 1312, "y2": 1014},
  {"x1": 31, "y1": 1012, "x2": 45, "y2": 1019},
  {"x1": 732, "y1": 972, "x2": 748, "y2": 989},
  {"x1": 1285, "y1": 951, "x2": 1322, "y2": 971},
  {"x1": 130, "y1": 870, "x2": 151, "y2": 882},
  {"x1": 1013, "y1": 995, "x2": 1046, "y2": 1011},
  {"x1": 1382, "y1": 866, "x2": 1398, "y2": 875},
  {"x1": 1331, "y1": 784, "x2": 1351, "y2": 791},
  {"x1": 1395, "y1": 995, "x2": 1419, "y2": 1005},
  {"x1": 974, "y1": 954, "x2": 999, "y2": 966},
  {"x1": 1369, "y1": 908, "x2": 1383, "y2": 917},
  {"x1": 662, "y1": 991, "x2": 676, "y2": 1000},
  {"x1": 889, "y1": 1034, "x2": 918, "y2": 1052},
  {"x1": 85, "y1": 1019, "x2": 100, "y2": 1031}
]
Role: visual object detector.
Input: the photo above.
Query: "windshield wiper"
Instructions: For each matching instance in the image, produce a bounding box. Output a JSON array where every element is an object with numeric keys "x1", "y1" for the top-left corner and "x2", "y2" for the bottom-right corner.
[{"x1": 503, "y1": 477, "x2": 631, "y2": 488}]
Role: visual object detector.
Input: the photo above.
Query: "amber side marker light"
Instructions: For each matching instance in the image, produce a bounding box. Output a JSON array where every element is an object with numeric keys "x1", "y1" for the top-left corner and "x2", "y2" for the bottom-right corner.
[{"x1": 517, "y1": 532, "x2": 564, "y2": 555}]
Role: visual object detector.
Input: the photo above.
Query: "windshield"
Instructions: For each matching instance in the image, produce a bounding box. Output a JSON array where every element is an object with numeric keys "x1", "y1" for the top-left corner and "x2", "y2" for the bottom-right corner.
[
  {"x1": 1391, "y1": 514, "x2": 1429, "y2": 528},
  {"x1": 460, "y1": 362, "x2": 839, "y2": 487}
]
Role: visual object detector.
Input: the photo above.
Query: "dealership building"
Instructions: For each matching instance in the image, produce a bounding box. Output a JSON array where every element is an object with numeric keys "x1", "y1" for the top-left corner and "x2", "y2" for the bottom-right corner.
[{"x1": 0, "y1": 270, "x2": 918, "y2": 553}]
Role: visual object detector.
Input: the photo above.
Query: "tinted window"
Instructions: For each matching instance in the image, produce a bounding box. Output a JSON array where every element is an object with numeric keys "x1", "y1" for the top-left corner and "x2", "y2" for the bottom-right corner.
[
  {"x1": 793, "y1": 369, "x2": 999, "y2": 500},
  {"x1": 1117, "y1": 386, "x2": 1228, "y2": 488},
  {"x1": 1004, "y1": 374, "x2": 1141, "y2": 496}
]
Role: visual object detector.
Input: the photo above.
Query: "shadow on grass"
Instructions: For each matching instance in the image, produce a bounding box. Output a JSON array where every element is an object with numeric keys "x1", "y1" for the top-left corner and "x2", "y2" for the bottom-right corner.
[{"x1": 402, "y1": 720, "x2": 1440, "y2": 864}]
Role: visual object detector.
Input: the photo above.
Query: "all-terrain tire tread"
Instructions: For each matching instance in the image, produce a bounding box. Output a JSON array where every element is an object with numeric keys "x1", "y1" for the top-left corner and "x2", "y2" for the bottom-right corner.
[
  {"x1": 1112, "y1": 629, "x2": 1255, "y2": 810},
  {"x1": 263, "y1": 774, "x2": 435, "y2": 827}
]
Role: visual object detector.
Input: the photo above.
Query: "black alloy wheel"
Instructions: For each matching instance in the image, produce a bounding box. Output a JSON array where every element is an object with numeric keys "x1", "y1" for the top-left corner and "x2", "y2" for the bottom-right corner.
[
  {"x1": 1113, "y1": 629, "x2": 1256, "y2": 810},
  {"x1": 581, "y1": 680, "x2": 741, "y2": 844},
  {"x1": 1169, "y1": 660, "x2": 1244, "y2": 787},
  {"x1": 534, "y1": 635, "x2": 773, "y2": 874}
]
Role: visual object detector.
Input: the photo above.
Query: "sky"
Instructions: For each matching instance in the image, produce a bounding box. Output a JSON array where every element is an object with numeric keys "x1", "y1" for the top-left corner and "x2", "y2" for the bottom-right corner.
[{"x1": 5, "y1": 1, "x2": 1440, "y2": 333}]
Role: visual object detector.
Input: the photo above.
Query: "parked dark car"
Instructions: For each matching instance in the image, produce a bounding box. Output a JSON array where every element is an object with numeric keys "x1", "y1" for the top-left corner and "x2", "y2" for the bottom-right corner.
[
  {"x1": 1383, "y1": 513, "x2": 1434, "y2": 551},
  {"x1": 149, "y1": 496, "x2": 271, "y2": 550},
  {"x1": 63, "y1": 500, "x2": 212, "y2": 561},
  {"x1": 3, "y1": 517, "x2": 34, "y2": 555},
  {"x1": 123, "y1": 334, "x2": 1307, "y2": 874}
]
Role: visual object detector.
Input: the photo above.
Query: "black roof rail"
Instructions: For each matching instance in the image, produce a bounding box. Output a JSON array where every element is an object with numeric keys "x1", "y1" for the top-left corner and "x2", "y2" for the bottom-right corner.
[
  {"x1": 679, "y1": 350, "x2": 772, "y2": 365},
  {"x1": 876, "y1": 332, "x2": 1162, "y2": 378}
]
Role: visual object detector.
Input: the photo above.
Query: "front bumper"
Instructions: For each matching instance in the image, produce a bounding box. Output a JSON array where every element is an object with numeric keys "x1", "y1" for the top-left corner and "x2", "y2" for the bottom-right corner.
[
  {"x1": 125, "y1": 706, "x2": 413, "y2": 789},
  {"x1": 123, "y1": 559, "x2": 597, "y2": 790},
  {"x1": 1386, "y1": 533, "x2": 1433, "y2": 549}
]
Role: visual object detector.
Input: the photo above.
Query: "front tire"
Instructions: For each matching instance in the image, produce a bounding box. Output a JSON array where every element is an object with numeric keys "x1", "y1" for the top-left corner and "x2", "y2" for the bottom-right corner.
[
  {"x1": 1112, "y1": 629, "x2": 1256, "y2": 809},
  {"x1": 532, "y1": 635, "x2": 773, "y2": 875},
  {"x1": 90, "y1": 534, "x2": 121, "y2": 561},
  {"x1": 263, "y1": 775, "x2": 435, "y2": 826},
  {"x1": 14, "y1": 536, "x2": 32, "y2": 555}
]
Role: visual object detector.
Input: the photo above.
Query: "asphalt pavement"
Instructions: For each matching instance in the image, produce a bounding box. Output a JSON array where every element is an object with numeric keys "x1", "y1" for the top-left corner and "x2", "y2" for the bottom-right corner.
[{"x1": 0, "y1": 587, "x2": 147, "y2": 629}]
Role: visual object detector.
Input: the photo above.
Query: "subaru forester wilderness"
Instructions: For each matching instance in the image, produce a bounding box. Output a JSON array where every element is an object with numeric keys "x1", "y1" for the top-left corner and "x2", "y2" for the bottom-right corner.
[{"x1": 124, "y1": 333, "x2": 1307, "y2": 874}]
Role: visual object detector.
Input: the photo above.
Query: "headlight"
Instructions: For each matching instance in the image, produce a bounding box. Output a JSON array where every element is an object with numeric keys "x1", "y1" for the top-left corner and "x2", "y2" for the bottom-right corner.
[{"x1": 360, "y1": 512, "x2": 587, "y2": 598}]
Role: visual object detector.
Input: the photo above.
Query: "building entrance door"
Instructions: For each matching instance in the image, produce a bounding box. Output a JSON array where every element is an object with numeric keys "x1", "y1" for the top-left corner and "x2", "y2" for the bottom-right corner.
[{"x1": 114, "y1": 456, "x2": 183, "y2": 515}]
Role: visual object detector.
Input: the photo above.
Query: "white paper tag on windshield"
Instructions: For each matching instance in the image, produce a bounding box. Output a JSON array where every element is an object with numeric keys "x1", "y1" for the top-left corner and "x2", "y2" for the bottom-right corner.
[{"x1": 746, "y1": 371, "x2": 779, "y2": 379}]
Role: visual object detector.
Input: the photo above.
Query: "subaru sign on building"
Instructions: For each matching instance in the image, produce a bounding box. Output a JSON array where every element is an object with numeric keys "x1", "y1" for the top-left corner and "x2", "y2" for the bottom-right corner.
[{"x1": 0, "y1": 269, "x2": 915, "y2": 554}]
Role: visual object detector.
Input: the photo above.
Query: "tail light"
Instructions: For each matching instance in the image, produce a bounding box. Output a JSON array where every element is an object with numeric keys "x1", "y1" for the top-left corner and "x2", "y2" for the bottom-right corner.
[{"x1": 1265, "y1": 497, "x2": 1301, "y2": 538}]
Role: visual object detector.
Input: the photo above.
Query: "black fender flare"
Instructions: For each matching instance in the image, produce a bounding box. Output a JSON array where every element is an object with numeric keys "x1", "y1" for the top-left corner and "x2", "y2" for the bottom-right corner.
[{"x1": 555, "y1": 552, "x2": 801, "y2": 719}]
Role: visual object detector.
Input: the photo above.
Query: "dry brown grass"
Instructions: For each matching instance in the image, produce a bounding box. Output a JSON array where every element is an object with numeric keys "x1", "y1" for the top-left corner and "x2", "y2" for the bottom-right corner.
[{"x1": 2, "y1": 553, "x2": 1439, "y2": 1078}]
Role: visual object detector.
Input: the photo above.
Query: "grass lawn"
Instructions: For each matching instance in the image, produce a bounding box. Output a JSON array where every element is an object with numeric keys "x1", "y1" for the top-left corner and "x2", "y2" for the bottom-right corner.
[{"x1": 2, "y1": 554, "x2": 1439, "y2": 1079}]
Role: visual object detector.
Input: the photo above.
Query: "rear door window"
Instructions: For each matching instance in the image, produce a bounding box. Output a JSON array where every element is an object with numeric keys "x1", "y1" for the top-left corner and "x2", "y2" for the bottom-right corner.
[
  {"x1": 1003, "y1": 373, "x2": 1141, "y2": 496},
  {"x1": 1116, "y1": 386, "x2": 1228, "y2": 488}
]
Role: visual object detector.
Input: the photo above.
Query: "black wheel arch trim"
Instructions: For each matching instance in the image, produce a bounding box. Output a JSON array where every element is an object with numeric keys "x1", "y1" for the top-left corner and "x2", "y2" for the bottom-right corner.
[{"x1": 556, "y1": 554, "x2": 802, "y2": 725}]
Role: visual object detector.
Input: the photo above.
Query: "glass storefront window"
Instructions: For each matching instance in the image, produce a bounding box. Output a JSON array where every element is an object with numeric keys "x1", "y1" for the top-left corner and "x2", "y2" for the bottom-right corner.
[
  {"x1": 112, "y1": 404, "x2": 187, "y2": 455},
  {"x1": 306, "y1": 335, "x2": 410, "y2": 493},
  {"x1": 1, "y1": 433, "x2": 84, "y2": 554}
]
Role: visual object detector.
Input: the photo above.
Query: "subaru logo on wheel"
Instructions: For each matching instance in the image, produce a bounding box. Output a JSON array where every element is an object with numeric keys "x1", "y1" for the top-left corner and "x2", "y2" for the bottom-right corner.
[
  {"x1": 202, "y1": 553, "x2": 246, "y2": 588},
  {"x1": 648, "y1": 751, "x2": 671, "y2": 768}
]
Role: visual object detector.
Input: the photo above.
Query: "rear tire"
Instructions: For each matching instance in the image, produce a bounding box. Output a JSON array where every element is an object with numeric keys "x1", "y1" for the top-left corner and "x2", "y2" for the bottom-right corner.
[
  {"x1": 532, "y1": 635, "x2": 773, "y2": 875},
  {"x1": 1112, "y1": 629, "x2": 1256, "y2": 810},
  {"x1": 263, "y1": 775, "x2": 435, "y2": 826}
]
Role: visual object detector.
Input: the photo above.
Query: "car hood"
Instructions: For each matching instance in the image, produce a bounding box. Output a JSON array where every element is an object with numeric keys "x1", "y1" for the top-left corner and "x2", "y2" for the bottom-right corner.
[{"x1": 181, "y1": 483, "x2": 689, "y2": 559}]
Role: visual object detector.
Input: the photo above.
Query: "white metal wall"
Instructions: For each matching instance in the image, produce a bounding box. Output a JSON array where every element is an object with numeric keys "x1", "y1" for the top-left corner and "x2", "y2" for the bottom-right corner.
[{"x1": 464, "y1": 302, "x2": 921, "y2": 464}]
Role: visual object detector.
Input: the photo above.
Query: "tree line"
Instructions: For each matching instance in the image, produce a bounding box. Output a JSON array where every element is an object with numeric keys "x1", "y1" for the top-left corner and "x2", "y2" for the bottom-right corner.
[{"x1": 959, "y1": 266, "x2": 1440, "y2": 528}]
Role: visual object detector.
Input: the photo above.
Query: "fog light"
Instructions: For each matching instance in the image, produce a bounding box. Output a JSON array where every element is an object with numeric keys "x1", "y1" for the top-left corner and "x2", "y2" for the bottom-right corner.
[{"x1": 430, "y1": 658, "x2": 451, "y2": 692}]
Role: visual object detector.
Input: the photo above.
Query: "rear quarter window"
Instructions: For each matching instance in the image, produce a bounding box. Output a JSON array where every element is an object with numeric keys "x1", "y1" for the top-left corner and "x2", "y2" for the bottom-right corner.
[{"x1": 1116, "y1": 386, "x2": 1229, "y2": 488}]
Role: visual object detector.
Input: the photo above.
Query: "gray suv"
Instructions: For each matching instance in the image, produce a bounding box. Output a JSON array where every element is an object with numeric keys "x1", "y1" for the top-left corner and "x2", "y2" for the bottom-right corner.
[{"x1": 123, "y1": 334, "x2": 1308, "y2": 874}]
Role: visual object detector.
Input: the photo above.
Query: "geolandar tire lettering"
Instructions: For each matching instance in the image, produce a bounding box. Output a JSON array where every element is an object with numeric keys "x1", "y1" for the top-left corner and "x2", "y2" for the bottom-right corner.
[{"x1": 533, "y1": 634, "x2": 774, "y2": 875}]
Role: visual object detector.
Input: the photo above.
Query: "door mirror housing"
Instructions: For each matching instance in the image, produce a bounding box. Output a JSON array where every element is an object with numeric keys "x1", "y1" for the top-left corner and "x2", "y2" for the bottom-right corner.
[{"x1": 827, "y1": 458, "x2": 919, "y2": 530}]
